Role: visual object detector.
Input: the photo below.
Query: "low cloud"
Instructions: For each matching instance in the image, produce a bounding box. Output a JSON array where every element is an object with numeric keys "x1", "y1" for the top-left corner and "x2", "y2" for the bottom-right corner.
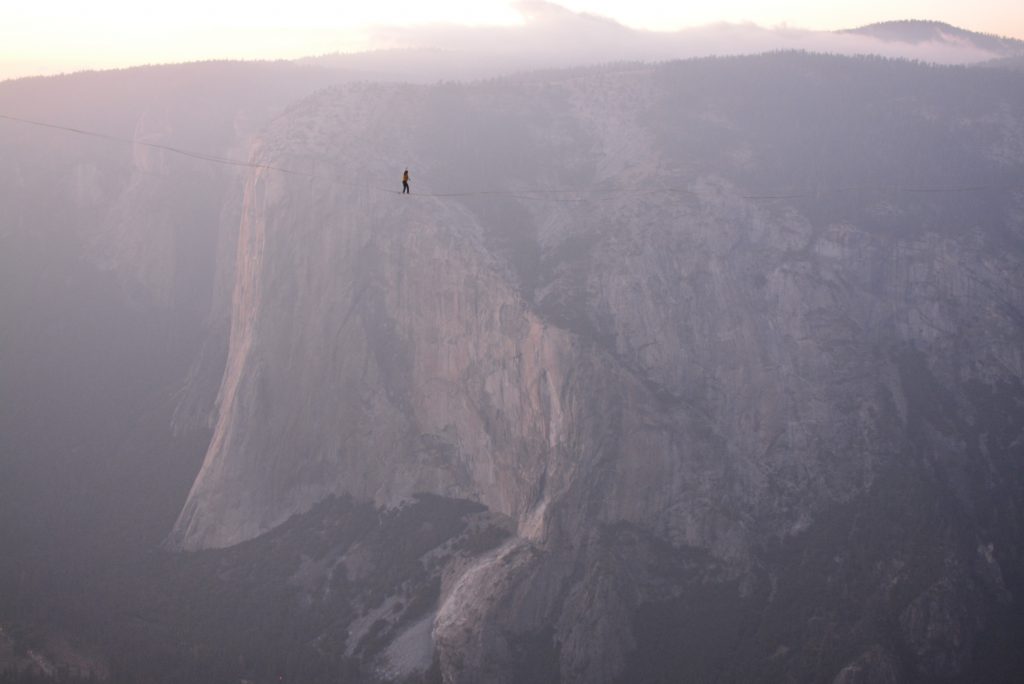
[{"x1": 360, "y1": 1, "x2": 1002, "y2": 74}]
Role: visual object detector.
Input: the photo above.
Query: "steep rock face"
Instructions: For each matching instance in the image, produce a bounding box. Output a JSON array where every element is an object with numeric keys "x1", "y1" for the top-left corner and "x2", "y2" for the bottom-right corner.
[
  {"x1": 170, "y1": 55, "x2": 1024, "y2": 681},
  {"x1": 170, "y1": 166, "x2": 583, "y2": 546}
]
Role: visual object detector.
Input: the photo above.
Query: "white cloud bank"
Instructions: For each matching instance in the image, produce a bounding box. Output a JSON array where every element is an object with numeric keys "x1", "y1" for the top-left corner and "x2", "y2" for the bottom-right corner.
[{"x1": 355, "y1": 1, "x2": 1008, "y2": 73}]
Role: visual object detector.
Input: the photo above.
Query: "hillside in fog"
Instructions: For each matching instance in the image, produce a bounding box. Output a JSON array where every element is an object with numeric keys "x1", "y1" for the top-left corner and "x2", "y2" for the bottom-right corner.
[
  {"x1": 843, "y1": 20, "x2": 1024, "y2": 57},
  {"x1": 1, "y1": 36, "x2": 1024, "y2": 684}
]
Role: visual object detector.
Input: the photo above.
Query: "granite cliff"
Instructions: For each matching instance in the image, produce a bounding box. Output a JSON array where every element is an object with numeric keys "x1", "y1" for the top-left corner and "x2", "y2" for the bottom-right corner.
[{"x1": 164, "y1": 54, "x2": 1024, "y2": 682}]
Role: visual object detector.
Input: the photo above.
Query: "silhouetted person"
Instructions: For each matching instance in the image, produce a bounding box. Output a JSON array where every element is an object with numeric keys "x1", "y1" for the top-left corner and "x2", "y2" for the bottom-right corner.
[{"x1": 402, "y1": 168, "x2": 410, "y2": 194}]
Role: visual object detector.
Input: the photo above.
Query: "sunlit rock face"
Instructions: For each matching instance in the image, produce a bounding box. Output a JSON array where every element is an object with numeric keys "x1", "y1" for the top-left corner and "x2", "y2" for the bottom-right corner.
[{"x1": 169, "y1": 55, "x2": 1024, "y2": 682}]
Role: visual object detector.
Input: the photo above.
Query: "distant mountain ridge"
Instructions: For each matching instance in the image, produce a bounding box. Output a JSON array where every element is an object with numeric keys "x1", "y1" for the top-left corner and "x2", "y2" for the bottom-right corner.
[
  {"x1": 298, "y1": 16, "x2": 1023, "y2": 81},
  {"x1": 843, "y1": 19, "x2": 1024, "y2": 57}
]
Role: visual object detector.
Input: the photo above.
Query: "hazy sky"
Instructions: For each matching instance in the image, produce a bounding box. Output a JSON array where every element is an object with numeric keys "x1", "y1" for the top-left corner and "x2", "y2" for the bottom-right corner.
[{"x1": 2, "y1": 1, "x2": 1022, "y2": 80}]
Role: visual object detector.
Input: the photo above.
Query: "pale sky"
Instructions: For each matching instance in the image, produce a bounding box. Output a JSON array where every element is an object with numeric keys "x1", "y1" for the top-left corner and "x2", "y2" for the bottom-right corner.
[{"x1": 2, "y1": 1, "x2": 1022, "y2": 81}]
